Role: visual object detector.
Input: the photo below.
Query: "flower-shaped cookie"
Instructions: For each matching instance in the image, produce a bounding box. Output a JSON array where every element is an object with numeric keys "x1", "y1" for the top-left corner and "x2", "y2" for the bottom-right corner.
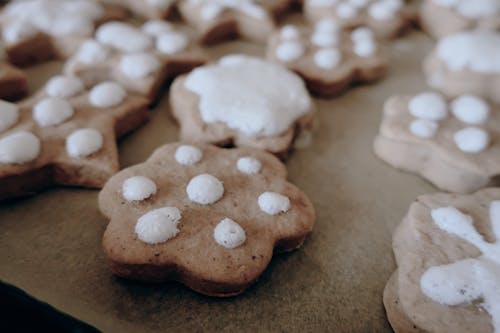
[
  {"x1": 64, "y1": 21, "x2": 207, "y2": 103},
  {"x1": 424, "y1": 31, "x2": 500, "y2": 104},
  {"x1": 267, "y1": 21, "x2": 387, "y2": 97},
  {"x1": 384, "y1": 188, "x2": 500, "y2": 333},
  {"x1": 177, "y1": 0, "x2": 295, "y2": 44},
  {"x1": 100, "y1": 0, "x2": 176, "y2": 19},
  {"x1": 0, "y1": 76, "x2": 149, "y2": 201},
  {"x1": 374, "y1": 92, "x2": 500, "y2": 193},
  {"x1": 420, "y1": 0, "x2": 500, "y2": 39},
  {"x1": 303, "y1": 0, "x2": 413, "y2": 38},
  {"x1": 0, "y1": 0, "x2": 127, "y2": 66},
  {"x1": 99, "y1": 143, "x2": 316, "y2": 297}
]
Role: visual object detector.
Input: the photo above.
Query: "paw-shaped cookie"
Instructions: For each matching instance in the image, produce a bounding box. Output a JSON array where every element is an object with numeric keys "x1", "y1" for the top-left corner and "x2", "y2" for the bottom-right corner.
[
  {"x1": 98, "y1": 143, "x2": 316, "y2": 297},
  {"x1": 420, "y1": 0, "x2": 500, "y2": 39},
  {"x1": 424, "y1": 31, "x2": 500, "y2": 104},
  {"x1": 384, "y1": 188, "x2": 500, "y2": 333},
  {"x1": 267, "y1": 21, "x2": 387, "y2": 97},
  {"x1": 303, "y1": 0, "x2": 413, "y2": 38},
  {"x1": 100, "y1": 0, "x2": 177, "y2": 19},
  {"x1": 374, "y1": 92, "x2": 500, "y2": 193},
  {"x1": 169, "y1": 55, "x2": 315, "y2": 158},
  {"x1": 0, "y1": 76, "x2": 149, "y2": 201},
  {"x1": 64, "y1": 21, "x2": 207, "y2": 103}
]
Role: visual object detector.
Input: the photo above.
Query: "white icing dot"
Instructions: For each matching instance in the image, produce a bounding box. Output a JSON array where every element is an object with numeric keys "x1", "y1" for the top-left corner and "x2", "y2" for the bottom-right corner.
[
  {"x1": 96, "y1": 22, "x2": 153, "y2": 53},
  {"x1": 351, "y1": 27, "x2": 375, "y2": 42},
  {"x1": 368, "y1": 1, "x2": 398, "y2": 20},
  {"x1": 311, "y1": 30, "x2": 339, "y2": 48},
  {"x1": 66, "y1": 128, "x2": 103, "y2": 157},
  {"x1": 142, "y1": 20, "x2": 174, "y2": 37},
  {"x1": 409, "y1": 119, "x2": 439, "y2": 138},
  {"x1": 275, "y1": 41, "x2": 305, "y2": 62},
  {"x1": 314, "y1": 48, "x2": 342, "y2": 69},
  {"x1": 120, "y1": 52, "x2": 161, "y2": 78},
  {"x1": 408, "y1": 92, "x2": 448, "y2": 121},
  {"x1": 0, "y1": 101, "x2": 19, "y2": 133},
  {"x1": 280, "y1": 25, "x2": 301, "y2": 40},
  {"x1": 156, "y1": 31, "x2": 189, "y2": 55},
  {"x1": 337, "y1": 3, "x2": 358, "y2": 18},
  {"x1": 122, "y1": 176, "x2": 157, "y2": 202},
  {"x1": 89, "y1": 82, "x2": 127, "y2": 108},
  {"x1": 451, "y1": 95, "x2": 490, "y2": 125},
  {"x1": 75, "y1": 40, "x2": 110, "y2": 65},
  {"x1": 258, "y1": 192, "x2": 291, "y2": 215},
  {"x1": 454, "y1": 127, "x2": 490, "y2": 153},
  {"x1": 174, "y1": 145, "x2": 202, "y2": 165},
  {"x1": 45, "y1": 76, "x2": 84, "y2": 98},
  {"x1": 315, "y1": 18, "x2": 340, "y2": 33},
  {"x1": 33, "y1": 98, "x2": 74, "y2": 127},
  {"x1": 2, "y1": 20, "x2": 38, "y2": 44},
  {"x1": 213, "y1": 218, "x2": 246, "y2": 249},
  {"x1": 0, "y1": 131, "x2": 41, "y2": 164},
  {"x1": 135, "y1": 207, "x2": 181, "y2": 244},
  {"x1": 186, "y1": 174, "x2": 224, "y2": 205},
  {"x1": 237, "y1": 157, "x2": 261, "y2": 174},
  {"x1": 353, "y1": 39, "x2": 377, "y2": 57}
]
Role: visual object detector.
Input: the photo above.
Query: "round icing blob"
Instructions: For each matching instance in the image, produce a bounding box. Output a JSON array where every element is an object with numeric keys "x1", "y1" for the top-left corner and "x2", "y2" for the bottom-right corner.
[
  {"x1": 45, "y1": 75, "x2": 84, "y2": 98},
  {"x1": 142, "y1": 20, "x2": 174, "y2": 37},
  {"x1": 408, "y1": 92, "x2": 448, "y2": 120},
  {"x1": 66, "y1": 128, "x2": 103, "y2": 157},
  {"x1": 135, "y1": 207, "x2": 181, "y2": 244},
  {"x1": 311, "y1": 30, "x2": 339, "y2": 48},
  {"x1": 275, "y1": 41, "x2": 305, "y2": 62},
  {"x1": 89, "y1": 82, "x2": 127, "y2": 108},
  {"x1": 196, "y1": 0, "x2": 267, "y2": 21},
  {"x1": 368, "y1": 1, "x2": 399, "y2": 20},
  {"x1": 96, "y1": 22, "x2": 153, "y2": 53},
  {"x1": 120, "y1": 52, "x2": 161, "y2": 78},
  {"x1": 433, "y1": 0, "x2": 500, "y2": 19},
  {"x1": 33, "y1": 98, "x2": 74, "y2": 127},
  {"x1": 75, "y1": 40, "x2": 110, "y2": 64},
  {"x1": 353, "y1": 38, "x2": 376, "y2": 57},
  {"x1": 453, "y1": 127, "x2": 490, "y2": 153},
  {"x1": 184, "y1": 55, "x2": 311, "y2": 137},
  {"x1": 0, "y1": 101, "x2": 19, "y2": 133},
  {"x1": 280, "y1": 25, "x2": 301, "y2": 40},
  {"x1": 351, "y1": 27, "x2": 375, "y2": 42},
  {"x1": 0, "y1": 131, "x2": 41, "y2": 164},
  {"x1": 175, "y1": 145, "x2": 202, "y2": 165},
  {"x1": 315, "y1": 18, "x2": 340, "y2": 33},
  {"x1": 337, "y1": 3, "x2": 358, "y2": 18},
  {"x1": 409, "y1": 119, "x2": 439, "y2": 138},
  {"x1": 2, "y1": 20, "x2": 38, "y2": 44},
  {"x1": 156, "y1": 31, "x2": 189, "y2": 55},
  {"x1": 237, "y1": 157, "x2": 262, "y2": 174},
  {"x1": 451, "y1": 95, "x2": 490, "y2": 125},
  {"x1": 122, "y1": 176, "x2": 157, "y2": 202},
  {"x1": 258, "y1": 192, "x2": 291, "y2": 215},
  {"x1": 213, "y1": 218, "x2": 246, "y2": 249},
  {"x1": 314, "y1": 48, "x2": 342, "y2": 69},
  {"x1": 186, "y1": 174, "x2": 224, "y2": 205}
]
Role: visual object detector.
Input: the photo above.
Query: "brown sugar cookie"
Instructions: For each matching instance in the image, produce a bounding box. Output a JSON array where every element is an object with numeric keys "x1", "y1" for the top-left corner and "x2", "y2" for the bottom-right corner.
[
  {"x1": 169, "y1": 55, "x2": 315, "y2": 158},
  {"x1": 64, "y1": 20, "x2": 207, "y2": 103},
  {"x1": 0, "y1": 62, "x2": 28, "y2": 101},
  {"x1": 98, "y1": 142, "x2": 316, "y2": 297},
  {"x1": 374, "y1": 92, "x2": 500, "y2": 193},
  {"x1": 384, "y1": 188, "x2": 500, "y2": 333},
  {"x1": 267, "y1": 21, "x2": 387, "y2": 97},
  {"x1": 0, "y1": 76, "x2": 149, "y2": 201},
  {"x1": 100, "y1": 0, "x2": 176, "y2": 19}
]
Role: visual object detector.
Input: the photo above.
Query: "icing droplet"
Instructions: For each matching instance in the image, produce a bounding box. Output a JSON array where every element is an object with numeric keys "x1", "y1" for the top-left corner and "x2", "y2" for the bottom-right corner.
[
  {"x1": 122, "y1": 176, "x2": 157, "y2": 202},
  {"x1": 186, "y1": 174, "x2": 224, "y2": 205},
  {"x1": 45, "y1": 75, "x2": 84, "y2": 98},
  {"x1": 451, "y1": 95, "x2": 490, "y2": 125},
  {"x1": 237, "y1": 157, "x2": 261, "y2": 174},
  {"x1": 89, "y1": 81, "x2": 127, "y2": 108},
  {"x1": 66, "y1": 128, "x2": 103, "y2": 157},
  {"x1": 213, "y1": 218, "x2": 246, "y2": 249},
  {"x1": 314, "y1": 48, "x2": 342, "y2": 69},
  {"x1": 156, "y1": 31, "x2": 189, "y2": 55},
  {"x1": 453, "y1": 127, "x2": 490, "y2": 153},
  {"x1": 275, "y1": 41, "x2": 305, "y2": 62},
  {"x1": 75, "y1": 40, "x2": 110, "y2": 65},
  {"x1": 142, "y1": 20, "x2": 173, "y2": 37},
  {"x1": 409, "y1": 119, "x2": 439, "y2": 138},
  {"x1": 280, "y1": 25, "x2": 301, "y2": 40},
  {"x1": 120, "y1": 52, "x2": 161, "y2": 78},
  {"x1": 0, "y1": 131, "x2": 41, "y2": 164},
  {"x1": 175, "y1": 145, "x2": 202, "y2": 165},
  {"x1": 408, "y1": 92, "x2": 448, "y2": 120},
  {"x1": 96, "y1": 22, "x2": 153, "y2": 53},
  {"x1": 0, "y1": 100, "x2": 19, "y2": 133},
  {"x1": 135, "y1": 207, "x2": 181, "y2": 244},
  {"x1": 33, "y1": 98, "x2": 74, "y2": 127},
  {"x1": 258, "y1": 192, "x2": 291, "y2": 215}
]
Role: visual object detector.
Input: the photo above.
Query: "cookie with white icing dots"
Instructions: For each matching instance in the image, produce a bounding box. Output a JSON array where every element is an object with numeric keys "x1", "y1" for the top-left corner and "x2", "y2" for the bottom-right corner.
[
  {"x1": 0, "y1": 76, "x2": 149, "y2": 201},
  {"x1": 374, "y1": 92, "x2": 500, "y2": 193},
  {"x1": 424, "y1": 31, "x2": 500, "y2": 104},
  {"x1": 169, "y1": 55, "x2": 315, "y2": 158},
  {"x1": 420, "y1": 0, "x2": 500, "y2": 39},
  {"x1": 64, "y1": 21, "x2": 207, "y2": 103},
  {"x1": 98, "y1": 143, "x2": 316, "y2": 297},
  {"x1": 384, "y1": 188, "x2": 500, "y2": 333},
  {"x1": 267, "y1": 21, "x2": 387, "y2": 97},
  {"x1": 100, "y1": 0, "x2": 177, "y2": 19},
  {"x1": 303, "y1": 0, "x2": 413, "y2": 38},
  {"x1": 0, "y1": 0, "x2": 128, "y2": 67}
]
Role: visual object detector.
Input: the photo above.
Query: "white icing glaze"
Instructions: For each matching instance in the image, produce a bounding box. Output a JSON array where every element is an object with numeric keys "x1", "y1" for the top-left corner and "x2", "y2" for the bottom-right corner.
[
  {"x1": 409, "y1": 119, "x2": 439, "y2": 138},
  {"x1": 75, "y1": 40, "x2": 110, "y2": 65},
  {"x1": 142, "y1": 20, "x2": 174, "y2": 37},
  {"x1": 120, "y1": 52, "x2": 161, "y2": 79},
  {"x1": 45, "y1": 76, "x2": 84, "y2": 98},
  {"x1": 156, "y1": 32, "x2": 189, "y2": 55},
  {"x1": 0, "y1": 131, "x2": 41, "y2": 164},
  {"x1": 184, "y1": 55, "x2": 311, "y2": 137},
  {"x1": 275, "y1": 41, "x2": 305, "y2": 62},
  {"x1": 314, "y1": 48, "x2": 342, "y2": 69},
  {"x1": 175, "y1": 145, "x2": 203, "y2": 165},
  {"x1": 2, "y1": 20, "x2": 38, "y2": 44},
  {"x1": 237, "y1": 156, "x2": 262, "y2": 174},
  {"x1": 451, "y1": 95, "x2": 490, "y2": 125},
  {"x1": 189, "y1": 0, "x2": 268, "y2": 21},
  {"x1": 258, "y1": 192, "x2": 290, "y2": 215},
  {"x1": 186, "y1": 174, "x2": 224, "y2": 205},
  {"x1": 66, "y1": 128, "x2": 103, "y2": 157},
  {"x1": 0, "y1": 101, "x2": 19, "y2": 133},
  {"x1": 89, "y1": 82, "x2": 127, "y2": 108},
  {"x1": 408, "y1": 92, "x2": 448, "y2": 121},
  {"x1": 135, "y1": 207, "x2": 181, "y2": 244},
  {"x1": 433, "y1": 0, "x2": 500, "y2": 19},
  {"x1": 122, "y1": 176, "x2": 157, "y2": 202},
  {"x1": 96, "y1": 22, "x2": 153, "y2": 53},
  {"x1": 213, "y1": 218, "x2": 246, "y2": 249},
  {"x1": 453, "y1": 127, "x2": 490, "y2": 153},
  {"x1": 280, "y1": 25, "x2": 301, "y2": 40},
  {"x1": 33, "y1": 98, "x2": 74, "y2": 127}
]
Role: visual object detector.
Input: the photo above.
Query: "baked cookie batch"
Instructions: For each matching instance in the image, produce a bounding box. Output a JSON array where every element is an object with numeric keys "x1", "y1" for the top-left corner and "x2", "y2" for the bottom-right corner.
[{"x1": 2, "y1": 0, "x2": 500, "y2": 330}]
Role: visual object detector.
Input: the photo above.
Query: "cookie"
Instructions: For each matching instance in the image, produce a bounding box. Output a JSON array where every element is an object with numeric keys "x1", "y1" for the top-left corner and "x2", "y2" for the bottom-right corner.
[
  {"x1": 100, "y1": 0, "x2": 176, "y2": 19},
  {"x1": 64, "y1": 21, "x2": 207, "y2": 103},
  {"x1": 424, "y1": 31, "x2": 500, "y2": 104},
  {"x1": 0, "y1": 0, "x2": 128, "y2": 67},
  {"x1": 177, "y1": 0, "x2": 295, "y2": 44},
  {"x1": 169, "y1": 55, "x2": 315, "y2": 158},
  {"x1": 419, "y1": 0, "x2": 500, "y2": 39},
  {"x1": 98, "y1": 142, "x2": 316, "y2": 297},
  {"x1": 374, "y1": 92, "x2": 500, "y2": 193},
  {"x1": 0, "y1": 76, "x2": 149, "y2": 201},
  {"x1": 384, "y1": 188, "x2": 500, "y2": 333},
  {"x1": 267, "y1": 21, "x2": 387, "y2": 97},
  {"x1": 303, "y1": 0, "x2": 413, "y2": 38},
  {"x1": 0, "y1": 62, "x2": 28, "y2": 101}
]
